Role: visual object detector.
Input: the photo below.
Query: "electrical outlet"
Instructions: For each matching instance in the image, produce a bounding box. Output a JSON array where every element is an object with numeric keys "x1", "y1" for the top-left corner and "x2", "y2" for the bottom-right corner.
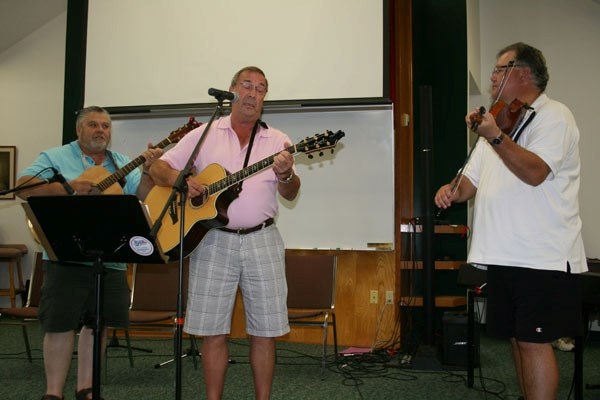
[
  {"x1": 385, "y1": 290, "x2": 394, "y2": 305},
  {"x1": 370, "y1": 290, "x2": 378, "y2": 304}
]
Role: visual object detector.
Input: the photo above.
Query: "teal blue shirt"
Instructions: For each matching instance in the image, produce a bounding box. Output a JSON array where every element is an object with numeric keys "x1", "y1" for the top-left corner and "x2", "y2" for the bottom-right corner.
[{"x1": 19, "y1": 141, "x2": 141, "y2": 270}]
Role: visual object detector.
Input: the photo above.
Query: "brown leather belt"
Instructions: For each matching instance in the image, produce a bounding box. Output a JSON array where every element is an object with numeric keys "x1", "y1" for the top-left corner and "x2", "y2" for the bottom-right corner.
[{"x1": 218, "y1": 218, "x2": 274, "y2": 235}]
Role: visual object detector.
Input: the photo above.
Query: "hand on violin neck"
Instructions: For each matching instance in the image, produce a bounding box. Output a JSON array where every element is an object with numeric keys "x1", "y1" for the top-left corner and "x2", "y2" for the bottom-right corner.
[
  {"x1": 467, "y1": 107, "x2": 485, "y2": 132},
  {"x1": 467, "y1": 107, "x2": 497, "y2": 135},
  {"x1": 468, "y1": 110, "x2": 501, "y2": 140}
]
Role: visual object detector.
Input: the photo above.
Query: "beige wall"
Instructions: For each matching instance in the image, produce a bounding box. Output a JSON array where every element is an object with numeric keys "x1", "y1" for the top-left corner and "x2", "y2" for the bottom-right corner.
[{"x1": 0, "y1": 12, "x2": 66, "y2": 306}]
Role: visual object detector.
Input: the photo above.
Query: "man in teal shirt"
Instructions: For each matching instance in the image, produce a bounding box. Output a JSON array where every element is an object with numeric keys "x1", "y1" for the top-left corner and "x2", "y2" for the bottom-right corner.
[{"x1": 17, "y1": 106, "x2": 162, "y2": 400}]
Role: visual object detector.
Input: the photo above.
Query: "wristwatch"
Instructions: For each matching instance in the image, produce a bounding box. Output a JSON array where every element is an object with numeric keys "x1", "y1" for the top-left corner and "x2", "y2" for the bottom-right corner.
[
  {"x1": 278, "y1": 170, "x2": 294, "y2": 184},
  {"x1": 489, "y1": 132, "x2": 503, "y2": 146}
]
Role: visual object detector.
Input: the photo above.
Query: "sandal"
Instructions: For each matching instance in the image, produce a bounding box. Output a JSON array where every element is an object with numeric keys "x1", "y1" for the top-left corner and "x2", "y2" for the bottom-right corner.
[
  {"x1": 41, "y1": 395, "x2": 63, "y2": 400},
  {"x1": 75, "y1": 388, "x2": 103, "y2": 400}
]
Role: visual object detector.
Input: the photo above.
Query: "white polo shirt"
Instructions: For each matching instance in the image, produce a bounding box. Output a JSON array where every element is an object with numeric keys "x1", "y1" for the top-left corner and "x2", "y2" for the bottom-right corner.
[{"x1": 464, "y1": 94, "x2": 587, "y2": 273}]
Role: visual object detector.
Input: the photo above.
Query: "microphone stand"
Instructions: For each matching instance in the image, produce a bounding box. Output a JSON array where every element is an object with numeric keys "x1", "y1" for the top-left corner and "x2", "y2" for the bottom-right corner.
[
  {"x1": 149, "y1": 98, "x2": 226, "y2": 400},
  {"x1": 0, "y1": 169, "x2": 69, "y2": 196}
]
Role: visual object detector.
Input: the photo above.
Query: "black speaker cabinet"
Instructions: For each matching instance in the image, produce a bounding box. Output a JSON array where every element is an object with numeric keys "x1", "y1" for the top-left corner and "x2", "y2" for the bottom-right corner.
[{"x1": 442, "y1": 311, "x2": 479, "y2": 367}]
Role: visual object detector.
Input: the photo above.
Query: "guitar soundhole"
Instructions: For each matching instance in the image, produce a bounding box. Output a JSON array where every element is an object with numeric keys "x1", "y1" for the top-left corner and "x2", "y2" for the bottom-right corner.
[{"x1": 189, "y1": 190, "x2": 208, "y2": 208}]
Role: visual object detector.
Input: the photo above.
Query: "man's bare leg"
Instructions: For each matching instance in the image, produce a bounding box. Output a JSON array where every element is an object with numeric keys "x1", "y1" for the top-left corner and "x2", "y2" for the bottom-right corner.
[
  {"x1": 43, "y1": 331, "x2": 75, "y2": 398},
  {"x1": 250, "y1": 335, "x2": 275, "y2": 400},
  {"x1": 201, "y1": 334, "x2": 229, "y2": 400}
]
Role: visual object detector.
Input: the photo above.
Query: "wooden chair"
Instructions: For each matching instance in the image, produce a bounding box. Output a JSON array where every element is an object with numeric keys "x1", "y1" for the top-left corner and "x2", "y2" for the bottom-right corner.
[
  {"x1": 285, "y1": 253, "x2": 338, "y2": 379},
  {"x1": 0, "y1": 251, "x2": 43, "y2": 362},
  {"x1": 0, "y1": 244, "x2": 28, "y2": 307},
  {"x1": 116, "y1": 258, "x2": 197, "y2": 368}
]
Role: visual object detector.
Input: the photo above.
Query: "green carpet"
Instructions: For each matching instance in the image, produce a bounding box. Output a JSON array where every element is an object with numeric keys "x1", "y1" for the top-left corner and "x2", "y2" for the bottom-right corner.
[{"x1": 1, "y1": 323, "x2": 599, "y2": 399}]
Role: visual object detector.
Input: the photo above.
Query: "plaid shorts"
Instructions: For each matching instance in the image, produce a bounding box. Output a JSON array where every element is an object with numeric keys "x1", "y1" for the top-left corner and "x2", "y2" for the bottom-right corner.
[{"x1": 184, "y1": 225, "x2": 289, "y2": 337}]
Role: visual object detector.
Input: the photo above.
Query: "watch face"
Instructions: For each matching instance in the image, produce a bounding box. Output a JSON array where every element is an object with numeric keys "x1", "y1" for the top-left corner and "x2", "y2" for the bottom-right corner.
[{"x1": 492, "y1": 136, "x2": 503, "y2": 145}]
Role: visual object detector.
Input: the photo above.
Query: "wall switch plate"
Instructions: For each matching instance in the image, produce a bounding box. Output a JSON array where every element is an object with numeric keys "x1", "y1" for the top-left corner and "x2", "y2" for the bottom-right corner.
[
  {"x1": 385, "y1": 290, "x2": 394, "y2": 305},
  {"x1": 370, "y1": 290, "x2": 378, "y2": 304}
]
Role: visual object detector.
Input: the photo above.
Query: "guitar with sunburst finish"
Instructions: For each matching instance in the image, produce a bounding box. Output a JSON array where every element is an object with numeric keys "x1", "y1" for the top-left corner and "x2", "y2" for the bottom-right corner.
[{"x1": 144, "y1": 129, "x2": 345, "y2": 259}]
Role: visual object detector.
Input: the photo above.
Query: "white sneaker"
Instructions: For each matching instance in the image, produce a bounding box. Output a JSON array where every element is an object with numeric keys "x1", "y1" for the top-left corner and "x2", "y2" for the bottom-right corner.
[{"x1": 552, "y1": 337, "x2": 575, "y2": 352}]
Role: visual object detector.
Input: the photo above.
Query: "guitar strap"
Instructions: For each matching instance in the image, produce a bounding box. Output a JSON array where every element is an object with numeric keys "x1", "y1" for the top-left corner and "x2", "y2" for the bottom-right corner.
[
  {"x1": 243, "y1": 119, "x2": 268, "y2": 167},
  {"x1": 106, "y1": 150, "x2": 127, "y2": 187},
  {"x1": 236, "y1": 119, "x2": 267, "y2": 193}
]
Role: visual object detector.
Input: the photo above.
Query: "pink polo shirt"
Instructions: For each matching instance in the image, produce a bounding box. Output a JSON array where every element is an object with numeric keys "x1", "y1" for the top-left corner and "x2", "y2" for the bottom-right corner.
[{"x1": 161, "y1": 115, "x2": 292, "y2": 229}]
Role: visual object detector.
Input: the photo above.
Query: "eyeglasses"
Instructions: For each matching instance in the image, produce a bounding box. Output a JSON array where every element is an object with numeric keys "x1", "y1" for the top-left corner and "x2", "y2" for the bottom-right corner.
[
  {"x1": 492, "y1": 63, "x2": 522, "y2": 76},
  {"x1": 238, "y1": 80, "x2": 267, "y2": 94}
]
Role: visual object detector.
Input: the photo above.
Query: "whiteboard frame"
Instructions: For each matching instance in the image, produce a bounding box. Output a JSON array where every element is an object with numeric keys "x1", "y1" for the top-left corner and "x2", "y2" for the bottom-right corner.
[{"x1": 109, "y1": 104, "x2": 395, "y2": 251}]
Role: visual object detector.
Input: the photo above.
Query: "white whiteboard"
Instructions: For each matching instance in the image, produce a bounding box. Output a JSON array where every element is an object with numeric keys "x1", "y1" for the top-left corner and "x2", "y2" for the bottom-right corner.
[{"x1": 109, "y1": 105, "x2": 394, "y2": 250}]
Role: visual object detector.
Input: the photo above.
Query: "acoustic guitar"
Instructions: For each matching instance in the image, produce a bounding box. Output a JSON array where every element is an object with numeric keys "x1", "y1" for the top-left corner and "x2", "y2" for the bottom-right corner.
[
  {"x1": 144, "y1": 129, "x2": 345, "y2": 259},
  {"x1": 87, "y1": 117, "x2": 201, "y2": 194},
  {"x1": 27, "y1": 117, "x2": 201, "y2": 243}
]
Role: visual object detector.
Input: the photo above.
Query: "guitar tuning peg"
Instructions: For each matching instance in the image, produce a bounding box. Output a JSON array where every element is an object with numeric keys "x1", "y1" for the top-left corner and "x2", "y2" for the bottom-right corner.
[
  {"x1": 330, "y1": 149, "x2": 334, "y2": 154},
  {"x1": 319, "y1": 151, "x2": 324, "y2": 157},
  {"x1": 308, "y1": 154, "x2": 314, "y2": 159}
]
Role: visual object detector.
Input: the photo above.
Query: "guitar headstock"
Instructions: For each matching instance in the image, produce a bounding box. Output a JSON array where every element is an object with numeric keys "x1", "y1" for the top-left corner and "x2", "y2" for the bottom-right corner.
[
  {"x1": 168, "y1": 117, "x2": 202, "y2": 143},
  {"x1": 295, "y1": 130, "x2": 345, "y2": 158}
]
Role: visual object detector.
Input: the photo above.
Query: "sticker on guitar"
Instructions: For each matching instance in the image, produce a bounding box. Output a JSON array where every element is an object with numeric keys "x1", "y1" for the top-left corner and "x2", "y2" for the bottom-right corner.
[{"x1": 144, "y1": 129, "x2": 345, "y2": 259}]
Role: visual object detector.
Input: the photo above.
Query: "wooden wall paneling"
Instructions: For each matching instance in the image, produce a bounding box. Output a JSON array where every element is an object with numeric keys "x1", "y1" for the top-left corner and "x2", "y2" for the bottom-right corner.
[
  {"x1": 393, "y1": 0, "x2": 415, "y2": 349},
  {"x1": 229, "y1": 250, "x2": 397, "y2": 348}
]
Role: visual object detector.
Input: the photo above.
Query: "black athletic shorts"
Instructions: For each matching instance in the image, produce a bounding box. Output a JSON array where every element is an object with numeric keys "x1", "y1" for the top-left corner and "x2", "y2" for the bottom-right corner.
[{"x1": 486, "y1": 264, "x2": 583, "y2": 343}]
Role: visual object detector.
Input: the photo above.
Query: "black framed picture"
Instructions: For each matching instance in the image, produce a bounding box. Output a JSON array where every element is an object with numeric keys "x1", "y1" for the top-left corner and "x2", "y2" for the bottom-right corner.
[{"x1": 0, "y1": 146, "x2": 16, "y2": 200}]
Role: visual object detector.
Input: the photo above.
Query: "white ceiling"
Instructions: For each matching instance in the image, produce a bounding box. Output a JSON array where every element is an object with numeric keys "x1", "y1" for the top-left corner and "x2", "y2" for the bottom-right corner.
[{"x1": 0, "y1": 0, "x2": 67, "y2": 54}]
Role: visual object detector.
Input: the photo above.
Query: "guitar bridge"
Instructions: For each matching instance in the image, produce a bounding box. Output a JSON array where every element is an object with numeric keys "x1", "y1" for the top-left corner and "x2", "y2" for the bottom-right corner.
[{"x1": 168, "y1": 201, "x2": 178, "y2": 224}]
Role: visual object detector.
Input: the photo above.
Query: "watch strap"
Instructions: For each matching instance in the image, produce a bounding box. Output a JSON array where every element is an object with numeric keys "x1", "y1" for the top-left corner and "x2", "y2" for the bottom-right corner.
[{"x1": 489, "y1": 132, "x2": 503, "y2": 146}]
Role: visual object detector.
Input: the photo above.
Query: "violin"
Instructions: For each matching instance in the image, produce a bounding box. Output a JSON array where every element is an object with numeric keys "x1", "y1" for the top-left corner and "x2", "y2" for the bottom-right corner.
[
  {"x1": 470, "y1": 98, "x2": 529, "y2": 137},
  {"x1": 435, "y1": 61, "x2": 534, "y2": 218}
]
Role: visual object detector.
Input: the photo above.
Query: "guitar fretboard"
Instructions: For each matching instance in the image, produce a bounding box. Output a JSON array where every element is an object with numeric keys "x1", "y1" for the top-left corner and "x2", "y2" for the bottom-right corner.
[
  {"x1": 94, "y1": 136, "x2": 176, "y2": 192},
  {"x1": 207, "y1": 144, "x2": 297, "y2": 195}
]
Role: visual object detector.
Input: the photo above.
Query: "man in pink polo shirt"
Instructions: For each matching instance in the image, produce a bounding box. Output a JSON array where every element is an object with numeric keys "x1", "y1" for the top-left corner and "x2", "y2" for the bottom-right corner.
[{"x1": 150, "y1": 66, "x2": 300, "y2": 400}]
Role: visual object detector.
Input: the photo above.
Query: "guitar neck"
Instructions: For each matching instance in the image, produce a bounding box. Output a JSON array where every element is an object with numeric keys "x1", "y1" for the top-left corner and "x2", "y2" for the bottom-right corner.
[
  {"x1": 207, "y1": 144, "x2": 297, "y2": 195},
  {"x1": 94, "y1": 136, "x2": 175, "y2": 192}
]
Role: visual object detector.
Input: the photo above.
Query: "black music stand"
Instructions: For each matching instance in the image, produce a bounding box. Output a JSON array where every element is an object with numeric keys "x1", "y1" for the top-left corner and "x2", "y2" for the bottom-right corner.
[{"x1": 23, "y1": 195, "x2": 168, "y2": 400}]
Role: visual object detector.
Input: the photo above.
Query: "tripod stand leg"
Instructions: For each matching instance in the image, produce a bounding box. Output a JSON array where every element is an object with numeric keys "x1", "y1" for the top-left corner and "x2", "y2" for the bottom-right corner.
[
  {"x1": 106, "y1": 329, "x2": 153, "y2": 368},
  {"x1": 124, "y1": 331, "x2": 134, "y2": 368},
  {"x1": 154, "y1": 336, "x2": 200, "y2": 370}
]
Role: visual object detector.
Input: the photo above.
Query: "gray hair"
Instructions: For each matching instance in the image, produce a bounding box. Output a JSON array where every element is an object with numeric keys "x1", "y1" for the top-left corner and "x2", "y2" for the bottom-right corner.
[
  {"x1": 230, "y1": 66, "x2": 269, "y2": 92},
  {"x1": 497, "y1": 42, "x2": 549, "y2": 92},
  {"x1": 76, "y1": 106, "x2": 111, "y2": 130}
]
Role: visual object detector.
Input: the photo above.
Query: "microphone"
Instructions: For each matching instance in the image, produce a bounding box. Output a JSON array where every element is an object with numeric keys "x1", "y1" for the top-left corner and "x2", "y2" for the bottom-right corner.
[
  {"x1": 49, "y1": 167, "x2": 75, "y2": 195},
  {"x1": 208, "y1": 88, "x2": 239, "y2": 103}
]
